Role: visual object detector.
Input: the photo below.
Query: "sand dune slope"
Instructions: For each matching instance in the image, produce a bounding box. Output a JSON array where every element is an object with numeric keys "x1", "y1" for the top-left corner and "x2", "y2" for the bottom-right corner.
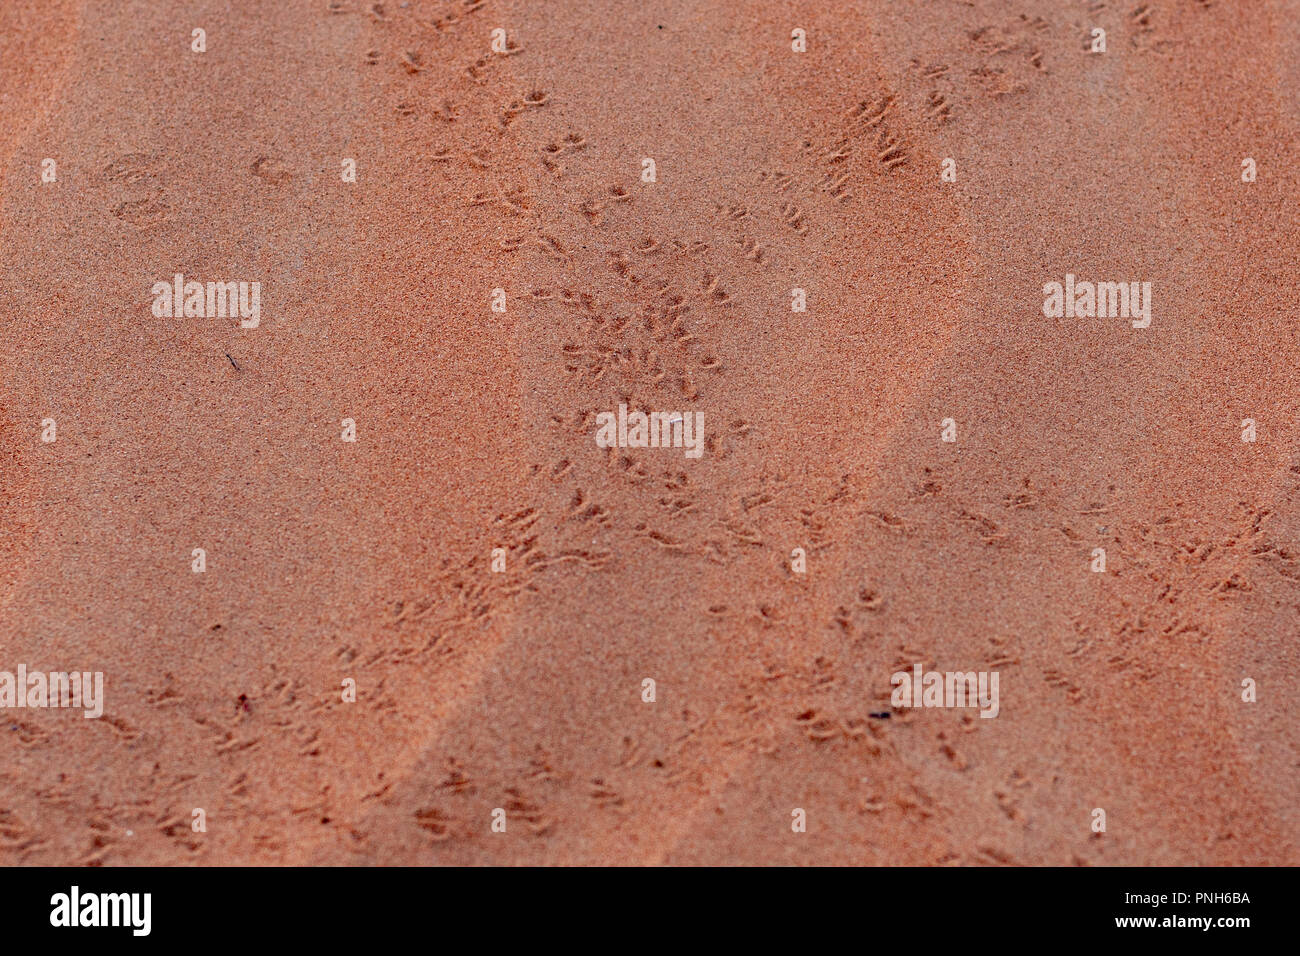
[{"x1": 1, "y1": 0, "x2": 1295, "y2": 865}]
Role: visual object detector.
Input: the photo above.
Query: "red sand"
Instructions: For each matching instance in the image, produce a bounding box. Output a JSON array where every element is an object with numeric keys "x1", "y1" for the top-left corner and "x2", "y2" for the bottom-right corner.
[{"x1": 1, "y1": 0, "x2": 1296, "y2": 865}]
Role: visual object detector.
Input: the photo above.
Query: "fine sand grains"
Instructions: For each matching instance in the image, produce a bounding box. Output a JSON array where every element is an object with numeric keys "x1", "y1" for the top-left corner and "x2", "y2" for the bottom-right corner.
[{"x1": 0, "y1": 0, "x2": 1296, "y2": 865}]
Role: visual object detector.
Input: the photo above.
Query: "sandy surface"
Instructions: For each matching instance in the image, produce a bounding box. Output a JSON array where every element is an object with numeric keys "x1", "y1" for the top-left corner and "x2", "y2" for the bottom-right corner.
[{"x1": 1, "y1": 0, "x2": 1296, "y2": 865}]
